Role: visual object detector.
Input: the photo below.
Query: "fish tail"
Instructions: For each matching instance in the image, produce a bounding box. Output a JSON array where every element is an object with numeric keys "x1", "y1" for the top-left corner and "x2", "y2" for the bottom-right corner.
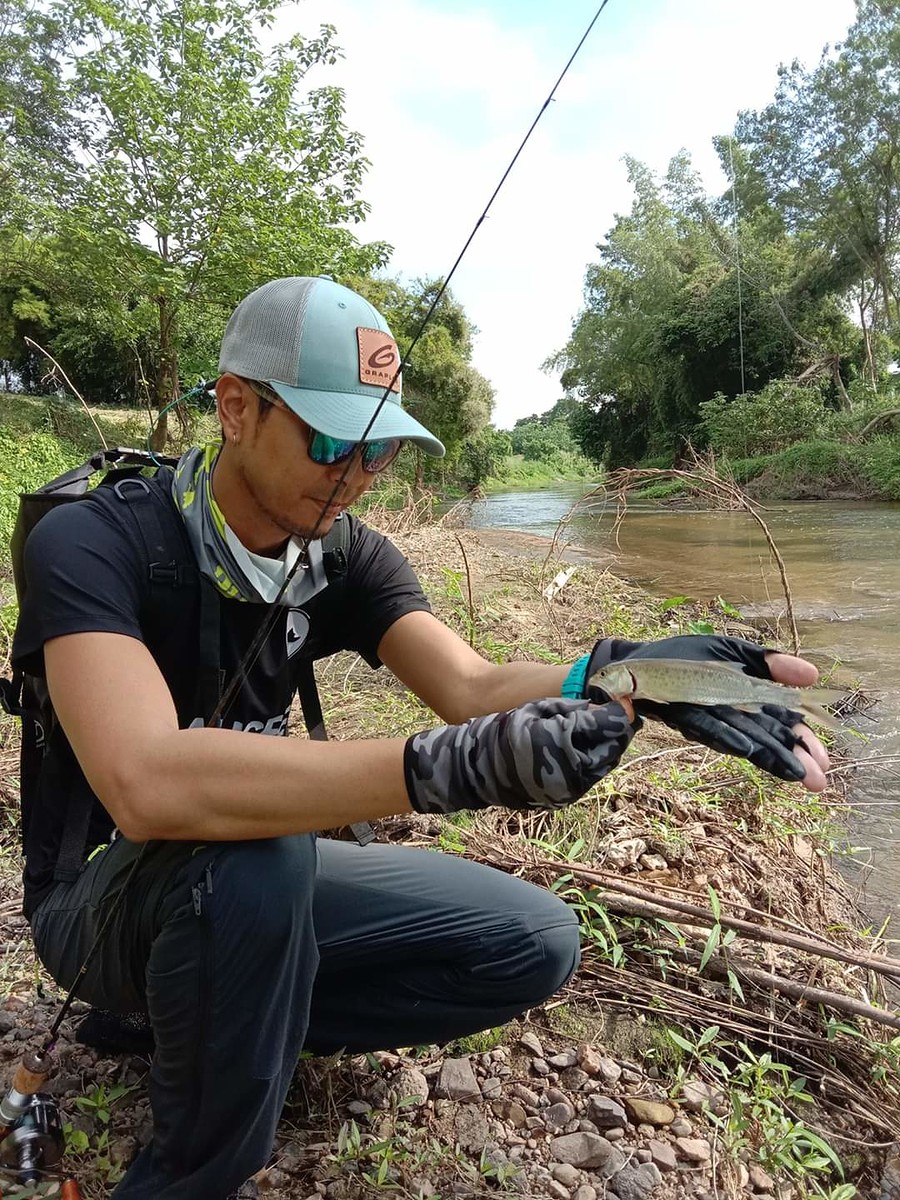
[{"x1": 798, "y1": 702, "x2": 845, "y2": 733}]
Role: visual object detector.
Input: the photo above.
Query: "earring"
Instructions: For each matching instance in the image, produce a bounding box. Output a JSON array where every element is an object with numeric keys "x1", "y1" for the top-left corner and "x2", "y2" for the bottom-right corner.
[{"x1": 232, "y1": 433, "x2": 238, "y2": 444}]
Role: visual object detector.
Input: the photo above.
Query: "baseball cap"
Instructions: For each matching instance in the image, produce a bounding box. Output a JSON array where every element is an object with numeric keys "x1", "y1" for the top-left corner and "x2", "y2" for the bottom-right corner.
[{"x1": 218, "y1": 276, "x2": 446, "y2": 457}]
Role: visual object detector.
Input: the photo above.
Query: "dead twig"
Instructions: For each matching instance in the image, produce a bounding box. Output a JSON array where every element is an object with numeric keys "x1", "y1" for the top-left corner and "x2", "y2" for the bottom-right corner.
[{"x1": 24, "y1": 337, "x2": 108, "y2": 450}]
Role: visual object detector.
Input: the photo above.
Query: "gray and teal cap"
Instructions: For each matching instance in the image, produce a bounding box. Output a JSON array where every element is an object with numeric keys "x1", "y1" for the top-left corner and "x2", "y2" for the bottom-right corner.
[{"x1": 218, "y1": 276, "x2": 445, "y2": 457}]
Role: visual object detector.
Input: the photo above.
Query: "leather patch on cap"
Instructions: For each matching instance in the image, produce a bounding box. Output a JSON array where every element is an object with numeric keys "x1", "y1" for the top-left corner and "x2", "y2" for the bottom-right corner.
[{"x1": 357, "y1": 327, "x2": 401, "y2": 392}]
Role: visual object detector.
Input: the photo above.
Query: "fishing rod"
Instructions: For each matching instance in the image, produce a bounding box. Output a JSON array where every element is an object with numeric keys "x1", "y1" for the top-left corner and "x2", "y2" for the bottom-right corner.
[{"x1": 0, "y1": 5, "x2": 613, "y2": 1191}]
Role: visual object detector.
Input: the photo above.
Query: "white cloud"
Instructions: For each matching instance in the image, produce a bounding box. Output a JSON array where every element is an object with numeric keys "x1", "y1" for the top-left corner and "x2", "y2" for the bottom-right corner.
[{"x1": 279, "y1": 0, "x2": 856, "y2": 428}]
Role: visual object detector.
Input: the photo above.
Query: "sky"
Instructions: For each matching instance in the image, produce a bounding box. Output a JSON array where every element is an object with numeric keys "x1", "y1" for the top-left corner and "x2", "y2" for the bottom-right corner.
[{"x1": 281, "y1": 0, "x2": 857, "y2": 430}]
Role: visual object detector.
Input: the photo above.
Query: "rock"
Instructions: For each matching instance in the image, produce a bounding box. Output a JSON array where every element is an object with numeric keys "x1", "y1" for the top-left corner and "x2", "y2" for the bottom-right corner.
[
  {"x1": 512, "y1": 1083, "x2": 541, "y2": 1108},
  {"x1": 532, "y1": 1058, "x2": 551, "y2": 1076},
  {"x1": 647, "y1": 1140, "x2": 677, "y2": 1171},
  {"x1": 544, "y1": 1102, "x2": 576, "y2": 1130},
  {"x1": 454, "y1": 1106, "x2": 491, "y2": 1151},
  {"x1": 620, "y1": 1068, "x2": 642, "y2": 1084},
  {"x1": 623, "y1": 1098, "x2": 675, "y2": 1126},
  {"x1": 573, "y1": 1188, "x2": 597, "y2": 1200},
  {"x1": 883, "y1": 1152, "x2": 900, "y2": 1200},
  {"x1": 609, "y1": 1163, "x2": 663, "y2": 1200},
  {"x1": 598, "y1": 1058, "x2": 623, "y2": 1085},
  {"x1": 605, "y1": 838, "x2": 647, "y2": 869},
  {"x1": 681, "y1": 1079, "x2": 724, "y2": 1113},
  {"x1": 551, "y1": 1163, "x2": 581, "y2": 1187},
  {"x1": 547, "y1": 1088, "x2": 570, "y2": 1106},
  {"x1": 576, "y1": 1045, "x2": 603, "y2": 1075},
  {"x1": 587, "y1": 1096, "x2": 628, "y2": 1130},
  {"x1": 548, "y1": 1049, "x2": 578, "y2": 1069},
  {"x1": 749, "y1": 1165, "x2": 776, "y2": 1192},
  {"x1": 547, "y1": 1182, "x2": 571, "y2": 1200},
  {"x1": 669, "y1": 1117, "x2": 693, "y2": 1137},
  {"x1": 393, "y1": 1066, "x2": 429, "y2": 1107},
  {"x1": 519, "y1": 1031, "x2": 544, "y2": 1057},
  {"x1": 492, "y1": 1100, "x2": 528, "y2": 1128},
  {"x1": 605, "y1": 1127, "x2": 625, "y2": 1142},
  {"x1": 636, "y1": 1149, "x2": 652, "y2": 1164},
  {"x1": 560, "y1": 1067, "x2": 590, "y2": 1091},
  {"x1": 480, "y1": 1076, "x2": 502, "y2": 1099},
  {"x1": 639, "y1": 853, "x2": 669, "y2": 871},
  {"x1": 435, "y1": 1057, "x2": 480, "y2": 1101},
  {"x1": 675, "y1": 1137, "x2": 712, "y2": 1163},
  {"x1": 346, "y1": 1100, "x2": 370, "y2": 1116},
  {"x1": 0, "y1": 1012, "x2": 16, "y2": 1034},
  {"x1": 548, "y1": 1133, "x2": 625, "y2": 1175}
]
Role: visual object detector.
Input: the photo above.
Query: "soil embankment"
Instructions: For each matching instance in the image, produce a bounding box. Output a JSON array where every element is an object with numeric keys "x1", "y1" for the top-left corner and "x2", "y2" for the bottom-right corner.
[{"x1": 0, "y1": 522, "x2": 897, "y2": 1199}]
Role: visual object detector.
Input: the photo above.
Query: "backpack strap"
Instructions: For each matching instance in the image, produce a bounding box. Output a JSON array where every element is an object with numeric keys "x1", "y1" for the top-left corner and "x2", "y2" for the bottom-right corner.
[
  {"x1": 54, "y1": 471, "x2": 219, "y2": 881},
  {"x1": 299, "y1": 515, "x2": 374, "y2": 847}
]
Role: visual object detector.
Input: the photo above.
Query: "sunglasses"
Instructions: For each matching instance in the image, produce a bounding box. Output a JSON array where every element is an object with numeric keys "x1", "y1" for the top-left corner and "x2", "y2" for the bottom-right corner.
[{"x1": 245, "y1": 380, "x2": 403, "y2": 474}]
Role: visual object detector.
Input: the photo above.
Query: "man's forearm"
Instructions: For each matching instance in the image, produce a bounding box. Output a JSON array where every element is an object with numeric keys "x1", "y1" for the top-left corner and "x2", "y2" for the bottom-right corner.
[
  {"x1": 112, "y1": 728, "x2": 411, "y2": 842},
  {"x1": 454, "y1": 661, "x2": 571, "y2": 720}
]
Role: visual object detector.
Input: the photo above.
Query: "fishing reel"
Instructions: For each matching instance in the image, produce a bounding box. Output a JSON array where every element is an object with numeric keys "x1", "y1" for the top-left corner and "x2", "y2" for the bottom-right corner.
[{"x1": 0, "y1": 1052, "x2": 81, "y2": 1198}]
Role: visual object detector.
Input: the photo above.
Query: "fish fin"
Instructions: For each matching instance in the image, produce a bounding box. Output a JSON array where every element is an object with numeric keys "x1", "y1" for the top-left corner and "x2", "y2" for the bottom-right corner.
[{"x1": 798, "y1": 703, "x2": 845, "y2": 733}]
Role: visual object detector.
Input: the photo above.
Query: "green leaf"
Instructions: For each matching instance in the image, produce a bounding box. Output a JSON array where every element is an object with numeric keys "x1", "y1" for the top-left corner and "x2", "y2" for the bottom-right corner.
[{"x1": 699, "y1": 922, "x2": 721, "y2": 972}]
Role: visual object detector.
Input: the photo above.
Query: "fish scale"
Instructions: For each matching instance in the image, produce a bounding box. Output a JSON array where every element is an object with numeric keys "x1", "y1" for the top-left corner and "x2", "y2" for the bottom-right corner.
[{"x1": 589, "y1": 658, "x2": 846, "y2": 732}]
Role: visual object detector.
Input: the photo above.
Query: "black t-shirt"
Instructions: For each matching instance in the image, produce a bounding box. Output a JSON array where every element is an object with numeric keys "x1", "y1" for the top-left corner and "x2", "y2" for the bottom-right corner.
[{"x1": 12, "y1": 474, "x2": 431, "y2": 914}]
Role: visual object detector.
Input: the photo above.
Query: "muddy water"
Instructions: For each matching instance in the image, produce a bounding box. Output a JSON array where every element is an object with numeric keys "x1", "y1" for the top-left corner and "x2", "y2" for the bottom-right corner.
[{"x1": 465, "y1": 484, "x2": 900, "y2": 920}]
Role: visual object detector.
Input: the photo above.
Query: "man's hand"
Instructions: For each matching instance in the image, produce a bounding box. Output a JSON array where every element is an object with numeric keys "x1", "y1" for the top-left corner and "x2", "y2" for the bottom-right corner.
[
  {"x1": 404, "y1": 697, "x2": 637, "y2": 816},
  {"x1": 585, "y1": 635, "x2": 830, "y2": 793}
]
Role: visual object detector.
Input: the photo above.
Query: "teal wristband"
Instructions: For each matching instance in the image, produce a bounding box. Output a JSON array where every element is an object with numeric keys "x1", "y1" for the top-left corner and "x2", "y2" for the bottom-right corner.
[{"x1": 561, "y1": 654, "x2": 591, "y2": 699}]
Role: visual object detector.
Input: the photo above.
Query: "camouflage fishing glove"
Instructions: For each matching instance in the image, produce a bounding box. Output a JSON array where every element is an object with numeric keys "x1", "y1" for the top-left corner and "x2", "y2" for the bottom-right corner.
[
  {"x1": 584, "y1": 635, "x2": 808, "y2": 783},
  {"x1": 404, "y1": 698, "x2": 636, "y2": 815}
]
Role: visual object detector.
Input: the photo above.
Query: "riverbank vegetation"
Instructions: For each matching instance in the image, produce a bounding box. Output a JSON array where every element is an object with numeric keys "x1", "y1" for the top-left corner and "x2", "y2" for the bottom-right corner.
[
  {"x1": 0, "y1": 420, "x2": 899, "y2": 1197},
  {"x1": 552, "y1": 1, "x2": 900, "y2": 499}
]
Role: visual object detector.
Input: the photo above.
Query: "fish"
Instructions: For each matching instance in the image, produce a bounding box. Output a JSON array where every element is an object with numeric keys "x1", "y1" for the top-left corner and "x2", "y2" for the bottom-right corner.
[{"x1": 589, "y1": 657, "x2": 847, "y2": 732}]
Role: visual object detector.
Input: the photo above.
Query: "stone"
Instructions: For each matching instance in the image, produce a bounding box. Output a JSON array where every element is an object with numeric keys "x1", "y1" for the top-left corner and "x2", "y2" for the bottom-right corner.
[
  {"x1": 0, "y1": 1012, "x2": 16, "y2": 1034},
  {"x1": 560, "y1": 1067, "x2": 590, "y2": 1091},
  {"x1": 598, "y1": 1058, "x2": 623, "y2": 1085},
  {"x1": 547, "y1": 1182, "x2": 571, "y2": 1200},
  {"x1": 519, "y1": 1031, "x2": 544, "y2": 1057},
  {"x1": 576, "y1": 1045, "x2": 603, "y2": 1075},
  {"x1": 435, "y1": 1057, "x2": 480, "y2": 1101},
  {"x1": 749, "y1": 1165, "x2": 776, "y2": 1192},
  {"x1": 623, "y1": 1098, "x2": 675, "y2": 1126},
  {"x1": 587, "y1": 1096, "x2": 628, "y2": 1130},
  {"x1": 681, "y1": 1079, "x2": 724, "y2": 1114},
  {"x1": 620, "y1": 1069, "x2": 642, "y2": 1084},
  {"x1": 393, "y1": 1067, "x2": 429, "y2": 1107},
  {"x1": 547, "y1": 1088, "x2": 570, "y2": 1106},
  {"x1": 639, "y1": 853, "x2": 669, "y2": 871},
  {"x1": 492, "y1": 1100, "x2": 528, "y2": 1128},
  {"x1": 636, "y1": 1149, "x2": 652, "y2": 1164},
  {"x1": 544, "y1": 1102, "x2": 576, "y2": 1130},
  {"x1": 551, "y1": 1163, "x2": 581, "y2": 1187},
  {"x1": 548, "y1": 1133, "x2": 625, "y2": 1176},
  {"x1": 605, "y1": 1127, "x2": 625, "y2": 1141},
  {"x1": 669, "y1": 1117, "x2": 693, "y2": 1137},
  {"x1": 533, "y1": 1058, "x2": 551, "y2": 1076},
  {"x1": 675, "y1": 1137, "x2": 712, "y2": 1163},
  {"x1": 346, "y1": 1100, "x2": 370, "y2": 1116},
  {"x1": 647, "y1": 1140, "x2": 677, "y2": 1171},
  {"x1": 605, "y1": 838, "x2": 647, "y2": 869},
  {"x1": 480, "y1": 1076, "x2": 502, "y2": 1099},
  {"x1": 609, "y1": 1163, "x2": 663, "y2": 1200},
  {"x1": 512, "y1": 1083, "x2": 541, "y2": 1108},
  {"x1": 573, "y1": 1188, "x2": 597, "y2": 1200},
  {"x1": 548, "y1": 1049, "x2": 578, "y2": 1069},
  {"x1": 454, "y1": 1106, "x2": 491, "y2": 1151}
]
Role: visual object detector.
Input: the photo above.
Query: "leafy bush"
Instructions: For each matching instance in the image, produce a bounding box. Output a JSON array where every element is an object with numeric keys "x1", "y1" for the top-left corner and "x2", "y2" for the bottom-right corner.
[{"x1": 700, "y1": 379, "x2": 829, "y2": 457}]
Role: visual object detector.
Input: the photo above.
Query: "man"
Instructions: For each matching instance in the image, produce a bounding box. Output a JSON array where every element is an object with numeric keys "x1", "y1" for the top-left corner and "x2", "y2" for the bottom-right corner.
[{"x1": 12, "y1": 276, "x2": 829, "y2": 1199}]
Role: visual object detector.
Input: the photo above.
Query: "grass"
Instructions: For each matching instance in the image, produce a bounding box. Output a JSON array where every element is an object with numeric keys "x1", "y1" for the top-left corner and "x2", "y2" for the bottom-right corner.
[{"x1": 0, "y1": 408, "x2": 895, "y2": 1197}]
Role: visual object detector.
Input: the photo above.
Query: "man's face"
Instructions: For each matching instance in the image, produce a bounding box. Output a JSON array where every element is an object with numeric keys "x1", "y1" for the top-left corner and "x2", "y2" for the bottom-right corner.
[{"x1": 222, "y1": 378, "x2": 381, "y2": 550}]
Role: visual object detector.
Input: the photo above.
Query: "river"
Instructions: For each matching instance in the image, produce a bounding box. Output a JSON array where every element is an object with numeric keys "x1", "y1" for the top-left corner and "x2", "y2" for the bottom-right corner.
[{"x1": 464, "y1": 482, "x2": 900, "y2": 922}]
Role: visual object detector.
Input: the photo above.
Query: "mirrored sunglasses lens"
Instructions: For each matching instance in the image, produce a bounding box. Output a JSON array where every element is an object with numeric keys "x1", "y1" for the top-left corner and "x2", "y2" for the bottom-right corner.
[
  {"x1": 308, "y1": 431, "x2": 356, "y2": 466},
  {"x1": 363, "y1": 439, "x2": 402, "y2": 473}
]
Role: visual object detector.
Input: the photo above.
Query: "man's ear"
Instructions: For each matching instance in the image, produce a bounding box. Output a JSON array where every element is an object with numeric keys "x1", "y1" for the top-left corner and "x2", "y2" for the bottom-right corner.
[{"x1": 216, "y1": 374, "x2": 252, "y2": 444}]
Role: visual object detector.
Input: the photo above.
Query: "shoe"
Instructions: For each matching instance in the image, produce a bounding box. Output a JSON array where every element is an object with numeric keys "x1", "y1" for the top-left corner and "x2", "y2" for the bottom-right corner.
[{"x1": 75, "y1": 1009, "x2": 155, "y2": 1056}]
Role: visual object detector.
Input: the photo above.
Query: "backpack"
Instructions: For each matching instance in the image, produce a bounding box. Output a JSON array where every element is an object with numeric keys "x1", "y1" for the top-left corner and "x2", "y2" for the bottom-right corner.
[{"x1": 1, "y1": 446, "x2": 370, "y2": 890}]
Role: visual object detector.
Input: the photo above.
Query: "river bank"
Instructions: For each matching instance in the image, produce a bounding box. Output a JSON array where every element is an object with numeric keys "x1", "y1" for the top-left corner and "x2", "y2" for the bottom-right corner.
[{"x1": 3, "y1": 518, "x2": 895, "y2": 1198}]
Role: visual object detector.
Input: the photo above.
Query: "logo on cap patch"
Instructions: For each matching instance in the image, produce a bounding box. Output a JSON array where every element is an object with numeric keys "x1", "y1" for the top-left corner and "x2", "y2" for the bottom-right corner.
[{"x1": 357, "y1": 327, "x2": 401, "y2": 392}]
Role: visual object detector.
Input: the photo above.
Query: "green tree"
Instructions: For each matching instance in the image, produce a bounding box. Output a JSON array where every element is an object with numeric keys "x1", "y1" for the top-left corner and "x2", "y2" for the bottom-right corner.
[
  {"x1": 2, "y1": 0, "x2": 386, "y2": 438},
  {"x1": 734, "y1": 0, "x2": 900, "y2": 383},
  {"x1": 352, "y1": 276, "x2": 495, "y2": 489}
]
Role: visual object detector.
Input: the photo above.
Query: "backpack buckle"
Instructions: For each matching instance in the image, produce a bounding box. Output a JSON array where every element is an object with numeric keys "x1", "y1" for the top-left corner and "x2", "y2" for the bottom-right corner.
[{"x1": 149, "y1": 562, "x2": 183, "y2": 586}]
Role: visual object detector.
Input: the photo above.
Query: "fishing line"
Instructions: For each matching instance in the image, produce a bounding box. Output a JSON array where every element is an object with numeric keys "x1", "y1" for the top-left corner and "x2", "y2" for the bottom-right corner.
[
  {"x1": 208, "y1": 0, "x2": 612, "y2": 726},
  {"x1": 25, "y1": 3, "x2": 616, "y2": 1067}
]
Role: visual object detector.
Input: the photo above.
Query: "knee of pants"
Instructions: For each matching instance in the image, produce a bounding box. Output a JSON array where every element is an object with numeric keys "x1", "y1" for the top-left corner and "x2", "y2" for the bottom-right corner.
[
  {"x1": 477, "y1": 905, "x2": 581, "y2": 1008},
  {"x1": 209, "y1": 835, "x2": 317, "y2": 946}
]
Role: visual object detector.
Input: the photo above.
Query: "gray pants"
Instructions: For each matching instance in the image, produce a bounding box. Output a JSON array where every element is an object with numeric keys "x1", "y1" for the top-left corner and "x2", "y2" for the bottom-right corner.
[{"x1": 31, "y1": 835, "x2": 581, "y2": 1199}]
